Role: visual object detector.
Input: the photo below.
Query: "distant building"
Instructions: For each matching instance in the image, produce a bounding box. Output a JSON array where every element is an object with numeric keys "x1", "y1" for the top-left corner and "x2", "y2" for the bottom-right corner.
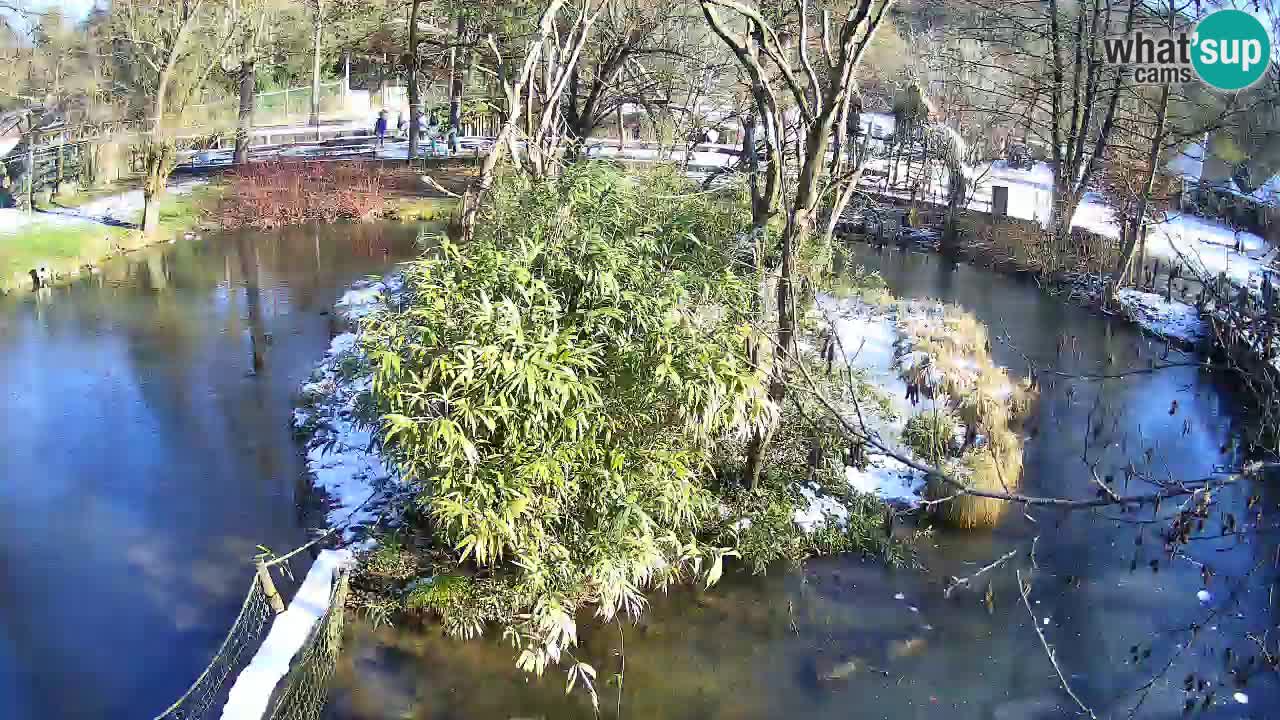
[{"x1": 1170, "y1": 135, "x2": 1280, "y2": 244}]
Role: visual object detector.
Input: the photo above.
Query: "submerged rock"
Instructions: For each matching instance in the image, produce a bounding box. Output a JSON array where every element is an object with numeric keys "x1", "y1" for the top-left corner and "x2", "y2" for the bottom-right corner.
[
  {"x1": 888, "y1": 636, "x2": 927, "y2": 659},
  {"x1": 820, "y1": 655, "x2": 865, "y2": 681}
]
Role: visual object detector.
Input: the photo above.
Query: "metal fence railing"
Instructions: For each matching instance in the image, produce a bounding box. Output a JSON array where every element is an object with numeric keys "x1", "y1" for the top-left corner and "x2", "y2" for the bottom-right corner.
[
  {"x1": 152, "y1": 576, "x2": 276, "y2": 720},
  {"x1": 264, "y1": 571, "x2": 351, "y2": 720},
  {"x1": 183, "y1": 82, "x2": 349, "y2": 134}
]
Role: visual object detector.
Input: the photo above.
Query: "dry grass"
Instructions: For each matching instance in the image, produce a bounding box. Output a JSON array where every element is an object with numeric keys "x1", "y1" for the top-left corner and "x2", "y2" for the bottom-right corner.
[
  {"x1": 895, "y1": 302, "x2": 1037, "y2": 529},
  {"x1": 927, "y1": 431, "x2": 1025, "y2": 529},
  {"x1": 961, "y1": 215, "x2": 1119, "y2": 278}
]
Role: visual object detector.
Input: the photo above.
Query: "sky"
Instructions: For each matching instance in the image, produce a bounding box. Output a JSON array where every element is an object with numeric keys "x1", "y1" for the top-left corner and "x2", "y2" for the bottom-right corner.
[
  {"x1": 28, "y1": 0, "x2": 95, "y2": 18},
  {"x1": 4, "y1": 0, "x2": 97, "y2": 35}
]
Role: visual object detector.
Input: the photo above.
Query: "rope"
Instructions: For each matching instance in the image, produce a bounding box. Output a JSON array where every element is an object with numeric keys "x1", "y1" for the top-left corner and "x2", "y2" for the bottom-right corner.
[{"x1": 262, "y1": 489, "x2": 383, "y2": 568}]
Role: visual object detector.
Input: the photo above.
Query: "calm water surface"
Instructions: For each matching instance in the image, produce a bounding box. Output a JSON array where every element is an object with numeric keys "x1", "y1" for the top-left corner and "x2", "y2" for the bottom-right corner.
[
  {"x1": 326, "y1": 246, "x2": 1278, "y2": 720},
  {"x1": 0, "y1": 223, "x2": 421, "y2": 719}
]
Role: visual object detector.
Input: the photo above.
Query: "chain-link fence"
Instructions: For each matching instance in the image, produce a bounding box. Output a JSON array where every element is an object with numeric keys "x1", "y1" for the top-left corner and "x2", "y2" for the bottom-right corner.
[
  {"x1": 265, "y1": 570, "x2": 351, "y2": 720},
  {"x1": 153, "y1": 575, "x2": 276, "y2": 720},
  {"x1": 183, "y1": 82, "x2": 349, "y2": 135},
  {"x1": 152, "y1": 561, "x2": 351, "y2": 720}
]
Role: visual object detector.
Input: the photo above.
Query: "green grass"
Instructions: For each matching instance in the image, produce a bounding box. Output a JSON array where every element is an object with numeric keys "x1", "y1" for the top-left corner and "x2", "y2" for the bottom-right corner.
[
  {"x1": 42, "y1": 181, "x2": 140, "y2": 210},
  {"x1": 0, "y1": 223, "x2": 130, "y2": 291},
  {"x1": 384, "y1": 196, "x2": 457, "y2": 222},
  {"x1": 156, "y1": 184, "x2": 224, "y2": 234},
  {"x1": 0, "y1": 183, "x2": 224, "y2": 294}
]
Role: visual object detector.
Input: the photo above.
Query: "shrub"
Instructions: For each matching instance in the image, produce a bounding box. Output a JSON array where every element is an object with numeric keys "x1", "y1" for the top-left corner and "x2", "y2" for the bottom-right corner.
[
  {"x1": 362, "y1": 163, "x2": 770, "y2": 677},
  {"x1": 902, "y1": 409, "x2": 961, "y2": 465},
  {"x1": 926, "y1": 432, "x2": 1024, "y2": 529},
  {"x1": 897, "y1": 304, "x2": 1038, "y2": 529},
  {"x1": 961, "y1": 215, "x2": 1119, "y2": 277},
  {"x1": 218, "y1": 161, "x2": 385, "y2": 230}
]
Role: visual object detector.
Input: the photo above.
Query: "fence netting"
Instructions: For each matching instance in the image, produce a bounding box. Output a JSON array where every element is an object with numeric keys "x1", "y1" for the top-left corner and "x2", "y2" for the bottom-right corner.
[
  {"x1": 153, "y1": 575, "x2": 275, "y2": 720},
  {"x1": 153, "y1": 566, "x2": 351, "y2": 720},
  {"x1": 265, "y1": 570, "x2": 351, "y2": 720}
]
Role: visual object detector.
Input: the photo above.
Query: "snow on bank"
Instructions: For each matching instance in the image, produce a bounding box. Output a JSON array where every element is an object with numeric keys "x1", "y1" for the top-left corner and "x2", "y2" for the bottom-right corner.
[
  {"x1": 291, "y1": 276, "x2": 404, "y2": 541},
  {"x1": 217, "y1": 277, "x2": 404, "y2": 720},
  {"x1": 1114, "y1": 289, "x2": 1206, "y2": 344},
  {"x1": 973, "y1": 162, "x2": 1270, "y2": 285},
  {"x1": 0, "y1": 179, "x2": 206, "y2": 235},
  {"x1": 790, "y1": 296, "x2": 930, "y2": 528},
  {"x1": 218, "y1": 549, "x2": 351, "y2": 720}
]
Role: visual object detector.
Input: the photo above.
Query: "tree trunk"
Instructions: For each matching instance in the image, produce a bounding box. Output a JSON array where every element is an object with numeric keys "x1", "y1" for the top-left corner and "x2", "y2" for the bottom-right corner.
[
  {"x1": 141, "y1": 141, "x2": 174, "y2": 237},
  {"x1": 407, "y1": 0, "x2": 422, "y2": 164},
  {"x1": 448, "y1": 15, "x2": 463, "y2": 154},
  {"x1": 459, "y1": 120, "x2": 519, "y2": 242},
  {"x1": 141, "y1": 25, "x2": 184, "y2": 236},
  {"x1": 1109, "y1": 85, "x2": 1171, "y2": 304},
  {"x1": 309, "y1": 3, "x2": 323, "y2": 138},
  {"x1": 25, "y1": 137, "x2": 35, "y2": 211},
  {"x1": 1046, "y1": 180, "x2": 1082, "y2": 273},
  {"x1": 142, "y1": 189, "x2": 161, "y2": 233},
  {"x1": 53, "y1": 141, "x2": 64, "y2": 196},
  {"x1": 235, "y1": 60, "x2": 256, "y2": 165},
  {"x1": 616, "y1": 105, "x2": 624, "y2": 151}
]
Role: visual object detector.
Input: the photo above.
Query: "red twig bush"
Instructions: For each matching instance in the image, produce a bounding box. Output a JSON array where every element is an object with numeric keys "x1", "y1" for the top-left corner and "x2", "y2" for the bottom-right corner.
[{"x1": 219, "y1": 161, "x2": 385, "y2": 230}]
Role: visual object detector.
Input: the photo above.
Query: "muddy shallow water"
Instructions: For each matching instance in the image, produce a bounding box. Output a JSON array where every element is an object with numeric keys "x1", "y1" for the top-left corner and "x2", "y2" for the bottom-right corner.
[
  {"x1": 0, "y1": 223, "x2": 422, "y2": 720},
  {"x1": 325, "y1": 245, "x2": 1277, "y2": 720}
]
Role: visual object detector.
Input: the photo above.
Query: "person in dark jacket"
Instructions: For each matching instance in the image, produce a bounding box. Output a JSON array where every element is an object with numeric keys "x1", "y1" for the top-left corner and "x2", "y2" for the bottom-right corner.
[{"x1": 374, "y1": 110, "x2": 388, "y2": 148}]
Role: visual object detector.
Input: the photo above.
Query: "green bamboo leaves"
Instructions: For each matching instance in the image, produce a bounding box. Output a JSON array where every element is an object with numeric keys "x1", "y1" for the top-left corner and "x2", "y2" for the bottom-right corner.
[{"x1": 361, "y1": 164, "x2": 770, "y2": 678}]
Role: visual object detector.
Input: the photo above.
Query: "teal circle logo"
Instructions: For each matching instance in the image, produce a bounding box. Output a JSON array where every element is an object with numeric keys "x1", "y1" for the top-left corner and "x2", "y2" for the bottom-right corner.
[{"x1": 1192, "y1": 9, "x2": 1272, "y2": 91}]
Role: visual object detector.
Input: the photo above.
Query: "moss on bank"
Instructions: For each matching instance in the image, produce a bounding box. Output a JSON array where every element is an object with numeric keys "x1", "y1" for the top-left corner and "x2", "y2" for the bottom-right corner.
[{"x1": 381, "y1": 196, "x2": 456, "y2": 223}]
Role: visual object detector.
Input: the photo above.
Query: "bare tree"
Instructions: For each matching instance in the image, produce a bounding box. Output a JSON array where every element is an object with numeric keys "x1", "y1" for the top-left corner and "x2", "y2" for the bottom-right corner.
[
  {"x1": 307, "y1": 0, "x2": 324, "y2": 138},
  {"x1": 457, "y1": 0, "x2": 594, "y2": 241},
  {"x1": 112, "y1": 0, "x2": 239, "y2": 235},
  {"x1": 701, "y1": 0, "x2": 894, "y2": 487},
  {"x1": 407, "y1": 0, "x2": 424, "y2": 163},
  {"x1": 231, "y1": 0, "x2": 269, "y2": 165}
]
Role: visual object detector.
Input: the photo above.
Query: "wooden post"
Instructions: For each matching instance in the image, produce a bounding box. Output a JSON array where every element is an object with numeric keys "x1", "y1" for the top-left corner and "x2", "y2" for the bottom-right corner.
[
  {"x1": 992, "y1": 185, "x2": 1009, "y2": 218},
  {"x1": 257, "y1": 560, "x2": 286, "y2": 614}
]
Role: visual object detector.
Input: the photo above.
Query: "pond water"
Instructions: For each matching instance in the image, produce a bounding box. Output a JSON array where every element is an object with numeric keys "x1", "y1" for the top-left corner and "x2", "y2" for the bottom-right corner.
[
  {"x1": 0, "y1": 223, "x2": 422, "y2": 720},
  {"x1": 325, "y1": 246, "x2": 1278, "y2": 719}
]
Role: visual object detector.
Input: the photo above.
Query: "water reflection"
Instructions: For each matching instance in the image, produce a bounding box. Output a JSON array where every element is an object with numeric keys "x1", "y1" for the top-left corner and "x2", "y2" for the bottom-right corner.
[
  {"x1": 326, "y1": 246, "x2": 1277, "y2": 720},
  {"x1": 0, "y1": 222, "x2": 421, "y2": 720}
]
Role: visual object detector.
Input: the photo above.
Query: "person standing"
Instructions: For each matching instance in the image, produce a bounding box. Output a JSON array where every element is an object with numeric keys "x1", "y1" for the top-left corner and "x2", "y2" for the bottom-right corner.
[{"x1": 374, "y1": 110, "x2": 388, "y2": 148}]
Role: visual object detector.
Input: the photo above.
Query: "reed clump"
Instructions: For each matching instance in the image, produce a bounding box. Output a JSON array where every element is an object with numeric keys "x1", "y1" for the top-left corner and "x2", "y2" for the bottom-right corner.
[{"x1": 894, "y1": 302, "x2": 1036, "y2": 529}]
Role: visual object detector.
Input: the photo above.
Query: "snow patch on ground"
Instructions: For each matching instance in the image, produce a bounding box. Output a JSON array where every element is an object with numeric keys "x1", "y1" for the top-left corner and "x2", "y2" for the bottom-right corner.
[
  {"x1": 0, "y1": 179, "x2": 205, "y2": 235},
  {"x1": 789, "y1": 295, "x2": 932, "y2": 527},
  {"x1": 794, "y1": 485, "x2": 851, "y2": 531},
  {"x1": 1114, "y1": 289, "x2": 1206, "y2": 343},
  {"x1": 218, "y1": 548, "x2": 351, "y2": 720},
  {"x1": 220, "y1": 275, "x2": 409, "y2": 720},
  {"x1": 970, "y1": 162, "x2": 1270, "y2": 286},
  {"x1": 292, "y1": 276, "x2": 405, "y2": 540}
]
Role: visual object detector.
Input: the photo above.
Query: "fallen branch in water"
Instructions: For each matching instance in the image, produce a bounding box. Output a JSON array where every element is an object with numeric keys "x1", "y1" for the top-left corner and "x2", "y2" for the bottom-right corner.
[
  {"x1": 420, "y1": 174, "x2": 462, "y2": 198},
  {"x1": 1017, "y1": 565, "x2": 1097, "y2": 719},
  {"x1": 779, "y1": 330, "x2": 1264, "y2": 509},
  {"x1": 945, "y1": 546, "x2": 1020, "y2": 598}
]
